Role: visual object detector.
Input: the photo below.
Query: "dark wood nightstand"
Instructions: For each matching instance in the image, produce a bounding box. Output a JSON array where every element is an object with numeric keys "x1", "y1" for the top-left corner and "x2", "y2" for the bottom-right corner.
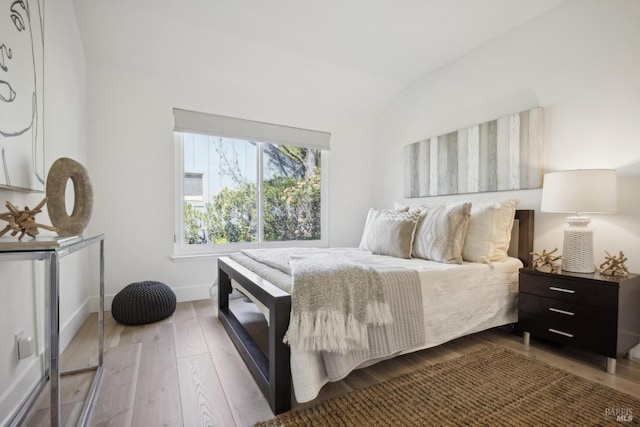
[{"x1": 518, "y1": 267, "x2": 640, "y2": 374}]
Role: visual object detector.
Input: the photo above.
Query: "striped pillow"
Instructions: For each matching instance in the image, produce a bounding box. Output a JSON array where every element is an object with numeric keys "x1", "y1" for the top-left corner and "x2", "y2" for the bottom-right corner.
[{"x1": 412, "y1": 203, "x2": 471, "y2": 264}]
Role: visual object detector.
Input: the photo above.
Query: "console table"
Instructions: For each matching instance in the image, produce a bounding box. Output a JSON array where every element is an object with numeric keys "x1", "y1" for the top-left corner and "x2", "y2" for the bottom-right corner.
[{"x1": 1, "y1": 234, "x2": 104, "y2": 426}]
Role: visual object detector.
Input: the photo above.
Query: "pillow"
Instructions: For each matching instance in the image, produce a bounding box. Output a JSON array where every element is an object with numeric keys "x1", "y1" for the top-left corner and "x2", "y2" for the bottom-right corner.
[
  {"x1": 364, "y1": 209, "x2": 421, "y2": 259},
  {"x1": 359, "y1": 208, "x2": 382, "y2": 251},
  {"x1": 462, "y1": 199, "x2": 520, "y2": 263},
  {"x1": 412, "y1": 203, "x2": 471, "y2": 264},
  {"x1": 359, "y1": 206, "x2": 412, "y2": 250}
]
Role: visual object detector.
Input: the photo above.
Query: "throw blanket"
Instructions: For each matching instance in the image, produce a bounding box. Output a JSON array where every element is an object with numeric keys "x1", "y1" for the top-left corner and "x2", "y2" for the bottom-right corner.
[
  {"x1": 284, "y1": 255, "x2": 393, "y2": 354},
  {"x1": 241, "y1": 249, "x2": 393, "y2": 354}
]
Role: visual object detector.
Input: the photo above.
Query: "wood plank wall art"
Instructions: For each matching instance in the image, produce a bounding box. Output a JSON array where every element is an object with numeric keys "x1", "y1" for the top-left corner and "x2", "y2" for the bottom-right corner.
[{"x1": 404, "y1": 108, "x2": 543, "y2": 198}]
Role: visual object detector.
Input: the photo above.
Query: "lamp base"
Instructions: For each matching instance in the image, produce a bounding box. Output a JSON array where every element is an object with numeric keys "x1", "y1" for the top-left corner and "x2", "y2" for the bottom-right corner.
[{"x1": 562, "y1": 216, "x2": 595, "y2": 273}]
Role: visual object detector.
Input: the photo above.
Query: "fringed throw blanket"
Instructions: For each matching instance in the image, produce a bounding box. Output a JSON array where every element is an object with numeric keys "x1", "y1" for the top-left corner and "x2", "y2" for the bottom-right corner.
[{"x1": 283, "y1": 255, "x2": 393, "y2": 354}]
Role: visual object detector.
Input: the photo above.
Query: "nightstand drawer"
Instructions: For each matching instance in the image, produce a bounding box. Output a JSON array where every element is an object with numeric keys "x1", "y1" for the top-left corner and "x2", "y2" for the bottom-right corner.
[
  {"x1": 518, "y1": 313, "x2": 617, "y2": 357},
  {"x1": 518, "y1": 293, "x2": 617, "y2": 332},
  {"x1": 519, "y1": 273, "x2": 618, "y2": 309}
]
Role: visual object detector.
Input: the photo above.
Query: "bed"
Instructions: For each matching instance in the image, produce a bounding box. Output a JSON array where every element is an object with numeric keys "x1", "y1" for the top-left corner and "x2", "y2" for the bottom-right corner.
[{"x1": 217, "y1": 205, "x2": 534, "y2": 414}]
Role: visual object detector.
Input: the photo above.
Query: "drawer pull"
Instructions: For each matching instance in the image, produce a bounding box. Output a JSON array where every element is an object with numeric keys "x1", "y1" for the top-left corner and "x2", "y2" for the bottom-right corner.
[
  {"x1": 549, "y1": 286, "x2": 575, "y2": 294},
  {"x1": 548, "y1": 328, "x2": 574, "y2": 338},
  {"x1": 549, "y1": 307, "x2": 575, "y2": 316}
]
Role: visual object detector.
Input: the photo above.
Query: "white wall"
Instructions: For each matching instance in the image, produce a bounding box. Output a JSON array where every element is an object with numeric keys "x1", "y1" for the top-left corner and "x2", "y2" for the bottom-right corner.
[
  {"x1": 73, "y1": 0, "x2": 398, "y2": 305},
  {"x1": 86, "y1": 59, "x2": 376, "y2": 304},
  {"x1": 0, "y1": 0, "x2": 90, "y2": 422},
  {"x1": 374, "y1": 0, "x2": 640, "y2": 274}
]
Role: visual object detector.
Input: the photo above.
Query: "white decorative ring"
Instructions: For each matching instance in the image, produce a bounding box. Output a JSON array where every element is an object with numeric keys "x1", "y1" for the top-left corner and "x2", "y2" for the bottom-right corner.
[{"x1": 46, "y1": 158, "x2": 94, "y2": 236}]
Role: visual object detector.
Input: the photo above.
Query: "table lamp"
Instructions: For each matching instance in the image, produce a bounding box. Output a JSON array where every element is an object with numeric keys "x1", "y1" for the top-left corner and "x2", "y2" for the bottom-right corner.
[{"x1": 540, "y1": 169, "x2": 617, "y2": 273}]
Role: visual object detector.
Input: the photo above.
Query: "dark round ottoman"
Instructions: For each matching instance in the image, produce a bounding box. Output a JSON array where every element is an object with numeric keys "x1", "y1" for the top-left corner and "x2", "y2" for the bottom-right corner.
[{"x1": 111, "y1": 281, "x2": 176, "y2": 326}]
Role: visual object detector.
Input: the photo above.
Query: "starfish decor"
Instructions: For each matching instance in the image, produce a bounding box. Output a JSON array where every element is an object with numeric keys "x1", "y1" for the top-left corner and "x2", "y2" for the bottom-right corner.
[
  {"x1": 531, "y1": 248, "x2": 564, "y2": 274},
  {"x1": 0, "y1": 198, "x2": 59, "y2": 240}
]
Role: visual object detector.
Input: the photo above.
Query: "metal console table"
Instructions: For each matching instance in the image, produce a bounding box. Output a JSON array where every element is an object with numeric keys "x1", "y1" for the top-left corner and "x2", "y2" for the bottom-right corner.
[{"x1": 1, "y1": 234, "x2": 104, "y2": 427}]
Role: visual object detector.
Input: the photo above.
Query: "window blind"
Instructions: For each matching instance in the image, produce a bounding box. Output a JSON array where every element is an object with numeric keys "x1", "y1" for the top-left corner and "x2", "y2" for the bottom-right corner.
[{"x1": 173, "y1": 108, "x2": 331, "y2": 151}]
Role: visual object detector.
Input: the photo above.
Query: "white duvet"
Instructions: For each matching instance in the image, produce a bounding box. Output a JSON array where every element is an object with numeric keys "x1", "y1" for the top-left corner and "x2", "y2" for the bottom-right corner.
[{"x1": 229, "y1": 249, "x2": 522, "y2": 403}]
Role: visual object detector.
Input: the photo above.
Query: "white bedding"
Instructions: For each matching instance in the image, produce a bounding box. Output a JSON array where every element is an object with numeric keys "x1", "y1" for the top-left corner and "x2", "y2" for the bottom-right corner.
[{"x1": 228, "y1": 248, "x2": 522, "y2": 403}]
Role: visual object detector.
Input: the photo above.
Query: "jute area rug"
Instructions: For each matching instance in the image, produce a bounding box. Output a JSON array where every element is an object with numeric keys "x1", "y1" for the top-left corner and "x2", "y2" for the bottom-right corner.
[{"x1": 257, "y1": 346, "x2": 640, "y2": 426}]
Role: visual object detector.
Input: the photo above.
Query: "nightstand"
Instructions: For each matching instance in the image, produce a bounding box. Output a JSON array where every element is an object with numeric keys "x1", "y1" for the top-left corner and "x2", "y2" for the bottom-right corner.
[{"x1": 518, "y1": 267, "x2": 640, "y2": 374}]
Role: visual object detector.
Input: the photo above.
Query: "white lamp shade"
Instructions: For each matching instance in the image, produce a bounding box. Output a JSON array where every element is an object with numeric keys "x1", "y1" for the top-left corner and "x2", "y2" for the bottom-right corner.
[{"x1": 540, "y1": 169, "x2": 617, "y2": 214}]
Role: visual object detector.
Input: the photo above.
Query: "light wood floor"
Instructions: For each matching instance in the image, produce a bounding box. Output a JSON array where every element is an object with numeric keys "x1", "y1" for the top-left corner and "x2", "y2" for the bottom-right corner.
[{"x1": 22, "y1": 299, "x2": 640, "y2": 426}]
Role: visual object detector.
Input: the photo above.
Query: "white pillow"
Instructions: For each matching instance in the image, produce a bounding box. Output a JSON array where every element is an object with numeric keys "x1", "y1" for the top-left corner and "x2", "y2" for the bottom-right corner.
[
  {"x1": 462, "y1": 199, "x2": 520, "y2": 263},
  {"x1": 412, "y1": 202, "x2": 471, "y2": 264},
  {"x1": 359, "y1": 208, "x2": 382, "y2": 251}
]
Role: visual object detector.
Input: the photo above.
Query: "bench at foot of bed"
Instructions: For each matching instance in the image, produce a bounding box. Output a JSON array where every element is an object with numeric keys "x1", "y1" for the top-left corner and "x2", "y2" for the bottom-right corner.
[{"x1": 218, "y1": 256, "x2": 292, "y2": 414}]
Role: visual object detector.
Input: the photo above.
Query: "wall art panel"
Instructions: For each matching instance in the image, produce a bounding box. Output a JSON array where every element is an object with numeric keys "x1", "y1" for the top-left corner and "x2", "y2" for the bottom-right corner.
[{"x1": 404, "y1": 107, "x2": 542, "y2": 197}]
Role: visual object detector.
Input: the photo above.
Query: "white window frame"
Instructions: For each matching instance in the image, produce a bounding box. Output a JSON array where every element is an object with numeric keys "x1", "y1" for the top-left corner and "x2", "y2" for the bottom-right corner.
[{"x1": 172, "y1": 111, "x2": 330, "y2": 258}]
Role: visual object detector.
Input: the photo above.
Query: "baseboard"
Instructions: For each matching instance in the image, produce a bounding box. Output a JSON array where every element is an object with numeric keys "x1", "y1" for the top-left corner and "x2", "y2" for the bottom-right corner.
[
  {"x1": 60, "y1": 298, "x2": 91, "y2": 353},
  {"x1": 172, "y1": 283, "x2": 212, "y2": 303},
  {"x1": 87, "y1": 283, "x2": 212, "y2": 313},
  {"x1": 0, "y1": 355, "x2": 43, "y2": 427}
]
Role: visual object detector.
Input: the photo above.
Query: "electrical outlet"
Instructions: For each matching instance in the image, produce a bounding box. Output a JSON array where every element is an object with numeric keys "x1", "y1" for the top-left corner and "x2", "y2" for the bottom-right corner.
[
  {"x1": 15, "y1": 331, "x2": 34, "y2": 360},
  {"x1": 15, "y1": 330, "x2": 24, "y2": 360}
]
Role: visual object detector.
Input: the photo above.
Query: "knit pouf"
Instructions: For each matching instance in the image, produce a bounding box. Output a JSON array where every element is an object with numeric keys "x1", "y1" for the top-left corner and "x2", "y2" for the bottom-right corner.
[{"x1": 111, "y1": 281, "x2": 176, "y2": 326}]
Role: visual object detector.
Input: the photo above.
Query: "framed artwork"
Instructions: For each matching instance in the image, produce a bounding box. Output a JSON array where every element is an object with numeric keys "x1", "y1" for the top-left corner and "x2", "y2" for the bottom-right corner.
[
  {"x1": 404, "y1": 107, "x2": 543, "y2": 198},
  {"x1": 0, "y1": 0, "x2": 45, "y2": 192}
]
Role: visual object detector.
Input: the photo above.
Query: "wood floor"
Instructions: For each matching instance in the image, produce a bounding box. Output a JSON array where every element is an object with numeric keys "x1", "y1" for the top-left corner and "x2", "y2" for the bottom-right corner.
[{"x1": 22, "y1": 299, "x2": 640, "y2": 426}]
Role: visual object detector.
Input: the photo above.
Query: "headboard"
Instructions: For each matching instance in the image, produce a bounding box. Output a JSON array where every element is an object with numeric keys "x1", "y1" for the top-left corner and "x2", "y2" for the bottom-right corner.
[{"x1": 509, "y1": 210, "x2": 534, "y2": 267}]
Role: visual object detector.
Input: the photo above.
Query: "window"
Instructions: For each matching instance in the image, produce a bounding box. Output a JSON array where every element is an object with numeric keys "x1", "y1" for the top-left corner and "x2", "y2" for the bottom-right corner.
[{"x1": 173, "y1": 109, "x2": 330, "y2": 255}]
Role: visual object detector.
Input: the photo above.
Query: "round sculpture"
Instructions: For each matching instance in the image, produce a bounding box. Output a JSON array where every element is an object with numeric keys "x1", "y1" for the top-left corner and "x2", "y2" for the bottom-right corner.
[
  {"x1": 46, "y1": 158, "x2": 94, "y2": 236},
  {"x1": 111, "y1": 281, "x2": 177, "y2": 326}
]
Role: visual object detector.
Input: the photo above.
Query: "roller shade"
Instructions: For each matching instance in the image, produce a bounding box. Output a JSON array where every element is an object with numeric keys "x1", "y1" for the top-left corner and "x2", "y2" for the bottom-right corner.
[{"x1": 173, "y1": 108, "x2": 331, "y2": 151}]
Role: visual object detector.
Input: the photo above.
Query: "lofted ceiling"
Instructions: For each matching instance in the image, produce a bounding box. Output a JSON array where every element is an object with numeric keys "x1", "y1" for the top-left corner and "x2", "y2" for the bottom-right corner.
[{"x1": 72, "y1": 0, "x2": 567, "y2": 114}]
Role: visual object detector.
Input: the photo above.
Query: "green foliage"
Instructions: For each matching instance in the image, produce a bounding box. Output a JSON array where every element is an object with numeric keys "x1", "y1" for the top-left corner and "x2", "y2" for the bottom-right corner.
[
  {"x1": 184, "y1": 202, "x2": 207, "y2": 244},
  {"x1": 184, "y1": 184, "x2": 257, "y2": 244},
  {"x1": 263, "y1": 172, "x2": 321, "y2": 241},
  {"x1": 184, "y1": 173, "x2": 321, "y2": 245}
]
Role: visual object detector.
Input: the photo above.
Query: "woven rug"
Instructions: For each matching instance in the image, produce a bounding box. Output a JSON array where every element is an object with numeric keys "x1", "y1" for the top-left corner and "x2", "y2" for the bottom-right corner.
[{"x1": 257, "y1": 346, "x2": 640, "y2": 426}]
